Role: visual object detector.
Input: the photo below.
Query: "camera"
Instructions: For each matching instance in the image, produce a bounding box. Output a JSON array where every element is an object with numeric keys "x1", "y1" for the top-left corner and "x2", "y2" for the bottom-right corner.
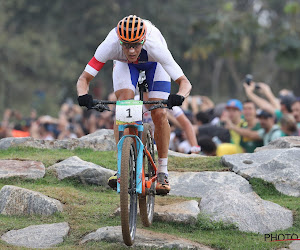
[
  {"x1": 245, "y1": 74, "x2": 253, "y2": 85},
  {"x1": 245, "y1": 74, "x2": 260, "y2": 89}
]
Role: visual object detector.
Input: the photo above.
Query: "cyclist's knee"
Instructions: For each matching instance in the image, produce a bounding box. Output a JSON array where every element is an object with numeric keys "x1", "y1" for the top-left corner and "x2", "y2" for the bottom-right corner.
[{"x1": 151, "y1": 108, "x2": 168, "y2": 124}]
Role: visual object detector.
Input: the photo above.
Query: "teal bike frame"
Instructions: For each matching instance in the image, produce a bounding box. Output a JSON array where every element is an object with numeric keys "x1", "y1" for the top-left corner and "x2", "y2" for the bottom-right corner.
[{"x1": 116, "y1": 124, "x2": 144, "y2": 194}]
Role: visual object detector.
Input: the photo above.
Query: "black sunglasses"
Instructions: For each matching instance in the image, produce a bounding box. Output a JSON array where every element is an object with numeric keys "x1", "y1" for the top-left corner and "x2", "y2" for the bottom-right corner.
[{"x1": 120, "y1": 40, "x2": 144, "y2": 49}]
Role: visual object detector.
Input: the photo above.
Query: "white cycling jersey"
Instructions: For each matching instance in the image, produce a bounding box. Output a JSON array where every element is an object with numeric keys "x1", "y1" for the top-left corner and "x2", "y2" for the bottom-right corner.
[{"x1": 84, "y1": 20, "x2": 184, "y2": 82}]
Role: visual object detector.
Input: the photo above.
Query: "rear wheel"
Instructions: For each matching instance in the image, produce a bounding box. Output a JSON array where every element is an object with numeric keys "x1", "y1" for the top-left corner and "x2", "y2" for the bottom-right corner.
[
  {"x1": 139, "y1": 123, "x2": 155, "y2": 227},
  {"x1": 120, "y1": 137, "x2": 137, "y2": 246}
]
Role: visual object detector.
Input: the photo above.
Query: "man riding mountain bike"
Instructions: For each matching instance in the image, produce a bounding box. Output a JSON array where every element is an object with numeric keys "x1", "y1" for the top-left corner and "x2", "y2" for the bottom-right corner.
[{"x1": 76, "y1": 15, "x2": 192, "y2": 194}]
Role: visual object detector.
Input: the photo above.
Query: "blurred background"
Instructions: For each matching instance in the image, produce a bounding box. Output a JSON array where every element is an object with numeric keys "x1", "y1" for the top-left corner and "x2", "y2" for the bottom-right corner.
[{"x1": 0, "y1": 0, "x2": 299, "y2": 116}]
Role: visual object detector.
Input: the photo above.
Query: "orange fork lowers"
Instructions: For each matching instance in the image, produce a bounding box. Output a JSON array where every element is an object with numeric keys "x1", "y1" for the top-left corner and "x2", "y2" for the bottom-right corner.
[{"x1": 141, "y1": 146, "x2": 157, "y2": 195}]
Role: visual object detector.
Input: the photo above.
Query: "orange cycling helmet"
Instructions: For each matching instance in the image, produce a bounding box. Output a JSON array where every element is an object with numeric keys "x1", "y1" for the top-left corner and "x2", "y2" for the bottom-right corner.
[{"x1": 117, "y1": 15, "x2": 147, "y2": 43}]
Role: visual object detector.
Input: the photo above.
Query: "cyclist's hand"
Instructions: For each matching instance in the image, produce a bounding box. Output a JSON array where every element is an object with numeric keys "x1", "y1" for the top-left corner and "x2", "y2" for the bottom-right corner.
[
  {"x1": 167, "y1": 94, "x2": 185, "y2": 109},
  {"x1": 78, "y1": 94, "x2": 93, "y2": 109}
]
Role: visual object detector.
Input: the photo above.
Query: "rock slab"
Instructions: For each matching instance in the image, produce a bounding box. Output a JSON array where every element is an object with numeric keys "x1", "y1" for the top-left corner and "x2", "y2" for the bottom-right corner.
[
  {"x1": 154, "y1": 200, "x2": 200, "y2": 224},
  {"x1": 255, "y1": 136, "x2": 300, "y2": 152},
  {"x1": 1, "y1": 222, "x2": 69, "y2": 248},
  {"x1": 80, "y1": 226, "x2": 212, "y2": 249},
  {"x1": 0, "y1": 160, "x2": 45, "y2": 179},
  {"x1": 168, "y1": 149, "x2": 204, "y2": 157},
  {"x1": 0, "y1": 137, "x2": 31, "y2": 150},
  {"x1": 222, "y1": 148, "x2": 300, "y2": 197},
  {"x1": 48, "y1": 156, "x2": 115, "y2": 186},
  {"x1": 0, "y1": 129, "x2": 116, "y2": 151},
  {"x1": 169, "y1": 171, "x2": 293, "y2": 234},
  {"x1": 0, "y1": 185, "x2": 63, "y2": 215}
]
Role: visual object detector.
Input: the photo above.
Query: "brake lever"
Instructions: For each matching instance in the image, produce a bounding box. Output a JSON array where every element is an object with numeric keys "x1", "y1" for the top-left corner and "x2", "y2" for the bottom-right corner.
[{"x1": 90, "y1": 104, "x2": 111, "y2": 112}]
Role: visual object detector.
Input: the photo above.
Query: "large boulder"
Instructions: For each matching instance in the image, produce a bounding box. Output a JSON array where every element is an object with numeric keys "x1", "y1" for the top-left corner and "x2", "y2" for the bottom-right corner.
[
  {"x1": 48, "y1": 156, "x2": 115, "y2": 186},
  {"x1": 199, "y1": 188, "x2": 292, "y2": 234},
  {"x1": 0, "y1": 129, "x2": 116, "y2": 151},
  {"x1": 0, "y1": 185, "x2": 63, "y2": 215},
  {"x1": 169, "y1": 171, "x2": 293, "y2": 234},
  {"x1": 1, "y1": 222, "x2": 69, "y2": 248},
  {"x1": 221, "y1": 148, "x2": 300, "y2": 197},
  {"x1": 154, "y1": 200, "x2": 200, "y2": 224},
  {"x1": 80, "y1": 226, "x2": 212, "y2": 249},
  {"x1": 78, "y1": 129, "x2": 116, "y2": 151},
  {"x1": 255, "y1": 136, "x2": 300, "y2": 152},
  {"x1": 0, "y1": 160, "x2": 45, "y2": 179}
]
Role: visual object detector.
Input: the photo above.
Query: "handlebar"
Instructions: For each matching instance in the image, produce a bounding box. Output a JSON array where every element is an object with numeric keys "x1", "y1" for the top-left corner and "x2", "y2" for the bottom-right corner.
[{"x1": 91, "y1": 99, "x2": 169, "y2": 112}]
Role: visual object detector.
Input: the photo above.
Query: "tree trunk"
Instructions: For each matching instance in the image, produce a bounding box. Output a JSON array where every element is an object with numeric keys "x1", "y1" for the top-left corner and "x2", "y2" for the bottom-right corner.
[
  {"x1": 226, "y1": 57, "x2": 243, "y2": 97},
  {"x1": 211, "y1": 58, "x2": 224, "y2": 100}
]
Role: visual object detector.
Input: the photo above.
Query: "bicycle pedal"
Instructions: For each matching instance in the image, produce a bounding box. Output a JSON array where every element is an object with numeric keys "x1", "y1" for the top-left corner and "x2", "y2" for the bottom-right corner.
[{"x1": 155, "y1": 190, "x2": 169, "y2": 196}]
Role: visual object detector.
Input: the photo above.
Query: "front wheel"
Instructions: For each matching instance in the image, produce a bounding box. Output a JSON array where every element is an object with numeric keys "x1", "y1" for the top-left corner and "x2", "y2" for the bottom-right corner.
[
  {"x1": 139, "y1": 123, "x2": 155, "y2": 227},
  {"x1": 120, "y1": 137, "x2": 137, "y2": 246}
]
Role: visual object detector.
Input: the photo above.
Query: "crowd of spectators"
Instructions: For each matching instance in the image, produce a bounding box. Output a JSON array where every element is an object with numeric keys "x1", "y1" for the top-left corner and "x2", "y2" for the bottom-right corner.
[
  {"x1": 1, "y1": 81, "x2": 300, "y2": 156},
  {"x1": 0, "y1": 97, "x2": 115, "y2": 141}
]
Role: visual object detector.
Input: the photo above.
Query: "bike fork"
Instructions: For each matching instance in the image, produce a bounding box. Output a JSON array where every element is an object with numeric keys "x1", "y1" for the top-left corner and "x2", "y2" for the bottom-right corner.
[{"x1": 117, "y1": 124, "x2": 144, "y2": 194}]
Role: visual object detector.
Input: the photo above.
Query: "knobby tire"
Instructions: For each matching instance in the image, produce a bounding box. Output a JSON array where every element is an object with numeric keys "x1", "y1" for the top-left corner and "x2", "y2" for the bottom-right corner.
[
  {"x1": 120, "y1": 137, "x2": 137, "y2": 246},
  {"x1": 139, "y1": 123, "x2": 155, "y2": 227}
]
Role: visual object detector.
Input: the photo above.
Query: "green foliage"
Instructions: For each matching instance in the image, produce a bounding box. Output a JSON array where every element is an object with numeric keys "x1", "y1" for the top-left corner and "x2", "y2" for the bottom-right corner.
[
  {"x1": 284, "y1": 2, "x2": 300, "y2": 14},
  {"x1": 1, "y1": 0, "x2": 300, "y2": 116}
]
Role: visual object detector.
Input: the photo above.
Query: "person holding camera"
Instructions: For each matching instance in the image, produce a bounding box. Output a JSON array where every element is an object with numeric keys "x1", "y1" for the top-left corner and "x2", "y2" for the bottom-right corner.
[{"x1": 243, "y1": 77, "x2": 295, "y2": 121}]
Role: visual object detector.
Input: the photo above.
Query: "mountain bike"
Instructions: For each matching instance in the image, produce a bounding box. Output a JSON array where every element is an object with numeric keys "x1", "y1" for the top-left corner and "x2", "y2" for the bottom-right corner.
[{"x1": 91, "y1": 87, "x2": 168, "y2": 246}]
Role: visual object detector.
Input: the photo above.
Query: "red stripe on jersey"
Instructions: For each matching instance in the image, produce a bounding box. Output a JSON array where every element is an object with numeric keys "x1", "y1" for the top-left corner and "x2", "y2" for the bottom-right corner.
[{"x1": 88, "y1": 57, "x2": 105, "y2": 71}]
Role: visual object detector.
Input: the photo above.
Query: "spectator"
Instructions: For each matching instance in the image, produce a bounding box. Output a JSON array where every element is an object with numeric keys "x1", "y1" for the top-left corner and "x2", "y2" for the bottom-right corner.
[
  {"x1": 222, "y1": 99, "x2": 245, "y2": 153},
  {"x1": 210, "y1": 102, "x2": 226, "y2": 126},
  {"x1": 195, "y1": 111, "x2": 210, "y2": 126},
  {"x1": 280, "y1": 114, "x2": 299, "y2": 136},
  {"x1": 197, "y1": 136, "x2": 217, "y2": 156},
  {"x1": 239, "y1": 100, "x2": 263, "y2": 153},
  {"x1": 169, "y1": 128, "x2": 183, "y2": 152},
  {"x1": 182, "y1": 95, "x2": 214, "y2": 115},
  {"x1": 291, "y1": 98, "x2": 300, "y2": 128},
  {"x1": 169, "y1": 108, "x2": 200, "y2": 154},
  {"x1": 225, "y1": 109, "x2": 283, "y2": 146}
]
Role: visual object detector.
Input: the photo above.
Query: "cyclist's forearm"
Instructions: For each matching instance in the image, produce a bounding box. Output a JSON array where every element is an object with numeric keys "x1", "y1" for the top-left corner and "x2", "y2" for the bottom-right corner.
[
  {"x1": 175, "y1": 75, "x2": 192, "y2": 98},
  {"x1": 77, "y1": 79, "x2": 89, "y2": 96},
  {"x1": 77, "y1": 71, "x2": 94, "y2": 96}
]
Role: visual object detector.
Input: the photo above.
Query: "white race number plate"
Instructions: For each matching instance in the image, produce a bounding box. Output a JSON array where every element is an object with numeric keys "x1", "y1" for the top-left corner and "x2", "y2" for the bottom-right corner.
[{"x1": 115, "y1": 100, "x2": 143, "y2": 125}]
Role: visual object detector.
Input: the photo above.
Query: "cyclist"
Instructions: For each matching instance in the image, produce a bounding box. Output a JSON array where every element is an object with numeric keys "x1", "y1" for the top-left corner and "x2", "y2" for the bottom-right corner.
[{"x1": 76, "y1": 15, "x2": 192, "y2": 194}]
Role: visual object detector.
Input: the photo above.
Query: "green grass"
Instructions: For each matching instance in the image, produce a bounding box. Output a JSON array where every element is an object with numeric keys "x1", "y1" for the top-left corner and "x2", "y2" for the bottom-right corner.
[
  {"x1": 0, "y1": 147, "x2": 118, "y2": 169},
  {"x1": 0, "y1": 147, "x2": 299, "y2": 249},
  {"x1": 168, "y1": 155, "x2": 228, "y2": 172}
]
